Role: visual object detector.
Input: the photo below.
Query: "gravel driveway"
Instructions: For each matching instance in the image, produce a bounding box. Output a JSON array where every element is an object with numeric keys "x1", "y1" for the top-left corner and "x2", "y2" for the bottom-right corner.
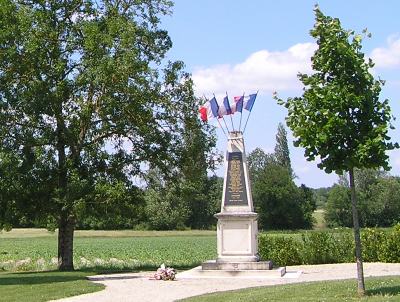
[{"x1": 51, "y1": 263, "x2": 400, "y2": 302}]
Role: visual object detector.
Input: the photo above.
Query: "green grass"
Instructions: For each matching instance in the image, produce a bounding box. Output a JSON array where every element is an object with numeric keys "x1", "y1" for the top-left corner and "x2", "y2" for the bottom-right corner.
[
  {"x1": 181, "y1": 276, "x2": 400, "y2": 302},
  {"x1": 313, "y1": 209, "x2": 327, "y2": 229},
  {"x1": 0, "y1": 229, "x2": 217, "y2": 271},
  {"x1": 0, "y1": 271, "x2": 104, "y2": 302}
]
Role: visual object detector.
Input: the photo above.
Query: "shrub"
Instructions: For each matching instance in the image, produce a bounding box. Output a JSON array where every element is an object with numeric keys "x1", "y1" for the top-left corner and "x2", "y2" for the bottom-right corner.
[
  {"x1": 361, "y1": 228, "x2": 385, "y2": 262},
  {"x1": 332, "y1": 232, "x2": 354, "y2": 263},
  {"x1": 301, "y1": 232, "x2": 335, "y2": 264},
  {"x1": 378, "y1": 223, "x2": 400, "y2": 263},
  {"x1": 258, "y1": 234, "x2": 302, "y2": 266},
  {"x1": 259, "y1": 227, "x2": 400, "y2": 266}
]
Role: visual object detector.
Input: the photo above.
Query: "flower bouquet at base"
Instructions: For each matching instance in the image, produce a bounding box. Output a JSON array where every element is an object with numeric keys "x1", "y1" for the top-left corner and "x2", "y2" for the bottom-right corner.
[{"x1": 154, "y1": 263, "x2": 176, "y2": 281}]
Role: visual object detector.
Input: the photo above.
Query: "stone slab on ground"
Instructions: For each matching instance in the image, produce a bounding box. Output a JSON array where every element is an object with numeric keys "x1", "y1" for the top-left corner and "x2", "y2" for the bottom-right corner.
[
  {"x1": 178, "y1": 265, "x2": 285, "y2": 278},
  {"x1": 51, "y1": 263, "x2": 400, "y2": 302},
  {"x1": 201, "y1": 260, "x2": 273, "y2": 270}
]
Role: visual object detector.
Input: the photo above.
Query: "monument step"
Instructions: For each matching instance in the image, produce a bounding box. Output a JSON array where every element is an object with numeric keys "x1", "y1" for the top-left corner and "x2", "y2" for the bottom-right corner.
[
  {"x1": 177, "y1": 266, "x2": 286, "y2": 279},
  {"x1": 202, "y1": 260, "x2": 273, "y2": 271}
]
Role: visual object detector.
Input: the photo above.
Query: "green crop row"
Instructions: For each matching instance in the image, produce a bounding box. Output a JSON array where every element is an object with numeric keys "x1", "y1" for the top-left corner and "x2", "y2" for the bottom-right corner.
[{"x1": 0, "y1": 236, "x2": 217, "y2": 272}]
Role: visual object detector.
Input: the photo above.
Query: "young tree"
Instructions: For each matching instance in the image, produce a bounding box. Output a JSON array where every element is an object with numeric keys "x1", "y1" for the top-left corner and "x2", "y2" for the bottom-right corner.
[
  {"x1": 0, "y1": 0, "x2": 192, "y2": 270},
  {"x1": 275, "y1": 6, "x2": 397, "y2": 295}
]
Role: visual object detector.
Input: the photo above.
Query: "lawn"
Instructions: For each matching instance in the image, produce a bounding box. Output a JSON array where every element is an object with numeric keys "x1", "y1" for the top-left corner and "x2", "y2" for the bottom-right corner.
[
  {"x1": 0, "y1": 271, "x2": 104, "y2": 302},
  {"x1": 181, "y1": 276, "x2": 400, "y2": 302}
]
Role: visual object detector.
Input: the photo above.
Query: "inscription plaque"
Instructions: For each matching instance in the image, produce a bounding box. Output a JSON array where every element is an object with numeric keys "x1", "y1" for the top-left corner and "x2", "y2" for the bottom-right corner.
[{"x1": 224, "y1": 152, "x2": 248, "y2": 206}]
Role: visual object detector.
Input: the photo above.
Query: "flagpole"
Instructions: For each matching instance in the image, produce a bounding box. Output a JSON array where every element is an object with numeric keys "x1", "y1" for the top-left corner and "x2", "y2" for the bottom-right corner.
[
  {"x1": 238, "y1": 92, "x2": 245, "y2": 133},
  {"x1": 214, "y1": 93, "x2": 230, "y2": 134},
  {"x1": 243, "y1": 90, "x2": 259, "y2": 135},
  {"x1": 227, "y1": 91, "x2": 234, "y2": 132}
]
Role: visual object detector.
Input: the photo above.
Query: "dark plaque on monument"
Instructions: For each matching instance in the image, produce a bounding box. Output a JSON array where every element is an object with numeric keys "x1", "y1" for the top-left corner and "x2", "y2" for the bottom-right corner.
[{"x1": 224, "y1": 152, "x2": 248, "y2": 206}]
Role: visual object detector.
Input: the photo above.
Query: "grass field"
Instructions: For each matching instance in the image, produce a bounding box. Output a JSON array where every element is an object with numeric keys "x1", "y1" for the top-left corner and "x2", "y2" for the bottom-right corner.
[
  {"x1": 313, "y1": 209, "x2": 327, "y2": 229},
  {"x1": 0, "y1": 229, "x2": 217, "y2": 272},
  {"x1": 182, "y1": 276, "x2": 400, "y2": 302}
]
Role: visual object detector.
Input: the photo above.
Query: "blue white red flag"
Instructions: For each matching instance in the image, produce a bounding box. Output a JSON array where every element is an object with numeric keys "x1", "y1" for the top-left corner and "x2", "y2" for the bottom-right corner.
[
  {"x1": 199, "y1": 97, "x2": 219, "y2": 122},
  {"x1": 233, "y1": 95, "x2": 244, "y2": 113},
  {"x1": 244, "y1": 93, "x2": 257, "y2": 111},
  {"x1": 218, "y1": 95, "x2": 233, "y2": 117}
]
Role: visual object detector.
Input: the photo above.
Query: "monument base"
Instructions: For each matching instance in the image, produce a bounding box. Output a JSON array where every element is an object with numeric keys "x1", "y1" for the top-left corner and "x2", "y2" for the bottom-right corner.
[
  {"x1": 177, "y1": 265, "x2": 286, "y2": 279},
  {"x1": 202, "y1": 260, "x2": 272, "y2": 270}
]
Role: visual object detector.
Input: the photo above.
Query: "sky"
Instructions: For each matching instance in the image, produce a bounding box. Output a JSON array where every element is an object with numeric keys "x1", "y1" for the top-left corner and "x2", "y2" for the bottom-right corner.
[{"x1": 161, "y1": 0, "x2": 400, "y2": 189}]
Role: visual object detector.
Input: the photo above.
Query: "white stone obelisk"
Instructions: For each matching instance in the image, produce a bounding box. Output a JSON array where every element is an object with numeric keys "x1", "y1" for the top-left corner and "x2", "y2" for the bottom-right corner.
[{"x1": 214, "y1": 131, "x2": 259, "y2": 263}]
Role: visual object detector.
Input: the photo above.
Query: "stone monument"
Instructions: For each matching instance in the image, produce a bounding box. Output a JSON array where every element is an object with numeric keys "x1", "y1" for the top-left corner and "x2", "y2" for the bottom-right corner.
[{"x1": 201, "y1": 131, "x2": 285, "y2": 276}]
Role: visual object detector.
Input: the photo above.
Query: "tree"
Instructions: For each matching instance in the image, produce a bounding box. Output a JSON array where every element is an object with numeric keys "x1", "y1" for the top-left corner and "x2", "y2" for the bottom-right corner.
[
  {"x1": 248, "y1": 147, "x2": 315, "y2": 230},
  {"x1": 276, "y1": 6, "x2": 398, "y2": 295},
  {"x1": 0, "y1": 0, "x2": 192, "y2": 270},
  {"x1": 325, "y1": 173, "x2": 400, "y2": 228},
  {"x1": 274, "y1": 122, "x2": 293, "y2": 177},
  {"x1": 324, "y1": 185, "x2": 352, "y2": 227}
]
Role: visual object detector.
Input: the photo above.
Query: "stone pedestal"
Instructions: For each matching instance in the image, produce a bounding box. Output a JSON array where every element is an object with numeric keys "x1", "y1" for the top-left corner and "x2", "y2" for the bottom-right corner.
[{"x1": 215, "y1": 212, "x2": 258, "y2": 263}]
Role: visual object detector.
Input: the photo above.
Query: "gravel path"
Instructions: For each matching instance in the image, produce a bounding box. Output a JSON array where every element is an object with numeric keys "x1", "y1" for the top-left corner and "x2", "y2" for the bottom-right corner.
[{"x1": 51, "y1": 263, "x2": 400, "y2": 302}]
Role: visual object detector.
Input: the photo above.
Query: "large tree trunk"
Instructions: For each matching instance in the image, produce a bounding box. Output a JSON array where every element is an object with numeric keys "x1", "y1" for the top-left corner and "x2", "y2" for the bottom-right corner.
[
  {"x1": 349, "y1": 168, "x2": 365, "y2": 296},
  {"x1": 58, "y1": 214, "x2": 75, "y2": 271},
  {"x1": 56, "y1": 118, "x2": 75, "y2": 271}
]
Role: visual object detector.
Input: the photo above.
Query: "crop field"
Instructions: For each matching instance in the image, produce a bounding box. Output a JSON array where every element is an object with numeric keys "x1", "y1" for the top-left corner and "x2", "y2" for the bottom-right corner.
[{"x1": 0, "y1": 229, "x2": 217, "y2": 272}]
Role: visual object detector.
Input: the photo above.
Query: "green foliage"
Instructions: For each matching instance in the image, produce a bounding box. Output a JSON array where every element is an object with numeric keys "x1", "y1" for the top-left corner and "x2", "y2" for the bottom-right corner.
[
  {"x1": 276, "y1": 6, "x2": 397, "y2": 175},
  {"x1": 251, "y1": 158, "x2": 315, "y2": 230},
  {"x1": 378, "y1": 224, "x2": 400, "y2": 263},
  {"x1": 258, "y1": 234, "x2": 302, "y2": 266},
  {"x1": 259, "y1": 225, "x2": 400, "y2": 265},
  {"x1": 312, "y1": 187, "x2": 331, "y2": 208},
  {"x1": 144, "y1": 182, "x2": 190, "y2": 230},
  {"x1": 0, "y1": 0, "x2": 213, "y2": 268},
  {"x1": 324, "y1": 185, "x2": 353, "y2": 227},
  {"x1": 259, "y1": 231, "x2": 354, "y2": 266},
  {"x1": 274, "y1": 122, "x2": 293, "y2": 176},
  {"x1": 325, "y1": 175, "x2": 400, "y2": 228},
  {"x1": 362, "y1": 228, "x2": 385, "y2": 262},
  {"x1": 248, "y1": 125, "x2": 316, "y2": 230},
  {"x1": 302, "y1": 232, "x2": 354, "y2": 264}
]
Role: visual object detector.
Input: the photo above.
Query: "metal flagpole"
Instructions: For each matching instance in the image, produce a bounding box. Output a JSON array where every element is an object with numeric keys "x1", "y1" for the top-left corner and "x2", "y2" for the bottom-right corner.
[
  {"x1": 238, "y1": 92, "x2": 245, "y2": 132},
  {"x1": 227, "y1": 91, "x2": 235, "y2": 132},
  {"x1": 217, "y1": 118, "x2": 228, "y2": 139},
  {"x1": 243, "y1": 90, "x2": 259, "y2": 135}
]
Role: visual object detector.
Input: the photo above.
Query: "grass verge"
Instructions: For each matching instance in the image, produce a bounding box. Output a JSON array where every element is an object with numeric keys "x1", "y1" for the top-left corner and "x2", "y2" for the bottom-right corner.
[
  {"x1": 0, "y1": 271, "x2": 104, "y2": 302},
  {"x1": 181, "y1": 276, "x2": 400, "y2": 302}
]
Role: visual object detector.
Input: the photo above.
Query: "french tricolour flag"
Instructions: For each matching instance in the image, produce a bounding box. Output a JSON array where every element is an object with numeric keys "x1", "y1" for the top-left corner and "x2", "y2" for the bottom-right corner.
[
  {"x1": 232, "y1": 93, "x2": 257, "y2": 113},
  {"x1": 218, "y1": 95, "x2": 232, "y2": 117},
  {"x1": 199, "y1": 97, "x2": 219, "y2": 122}
]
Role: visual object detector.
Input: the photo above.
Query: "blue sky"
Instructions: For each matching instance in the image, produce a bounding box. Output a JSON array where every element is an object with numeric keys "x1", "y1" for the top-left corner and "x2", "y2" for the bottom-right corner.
[{"x1": 161, "y1": 0, "x2": 400, "y2": 188}]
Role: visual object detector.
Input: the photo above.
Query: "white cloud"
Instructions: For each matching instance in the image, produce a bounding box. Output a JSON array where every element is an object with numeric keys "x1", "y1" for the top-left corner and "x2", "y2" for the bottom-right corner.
[
  {"x1": 192, "y1": 43, "x2": 317, "y2": 96},
  {"x1": 370, "y1": 35, "x2": 400, "y2": 69}
]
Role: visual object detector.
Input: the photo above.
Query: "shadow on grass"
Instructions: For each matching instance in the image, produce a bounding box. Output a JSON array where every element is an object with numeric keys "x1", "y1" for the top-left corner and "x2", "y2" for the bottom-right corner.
[
  {"x1": 0, "y1": 271, "x2": 89, "y2": 286},
  {"x1": 79, "y1": 264, "x2": 196, "y2": 274},
  {"x1": 0, "y1": 264, "x2": 197, "y2": 286},
  {"x1": 367, "y1": 285, "x2": 400, "y2": 297}
]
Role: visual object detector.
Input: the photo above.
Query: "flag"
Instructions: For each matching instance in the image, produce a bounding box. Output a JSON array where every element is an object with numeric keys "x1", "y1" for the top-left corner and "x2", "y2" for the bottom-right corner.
[
  {"x1": 233, "y1": 95, "x2": 244, "y2": 113},
  {"x1": 209, "y1": 96, "x2": 219, "y2": 117},
  {"x1": 218, "y1": 95, "x2": 232, "y2": 117},
  {"x1": 199, "y1": 97, "x2": 219, "y2": 122},
  {"x1": 244, "y1": 93, "x2": 257, "y2": 111}
]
